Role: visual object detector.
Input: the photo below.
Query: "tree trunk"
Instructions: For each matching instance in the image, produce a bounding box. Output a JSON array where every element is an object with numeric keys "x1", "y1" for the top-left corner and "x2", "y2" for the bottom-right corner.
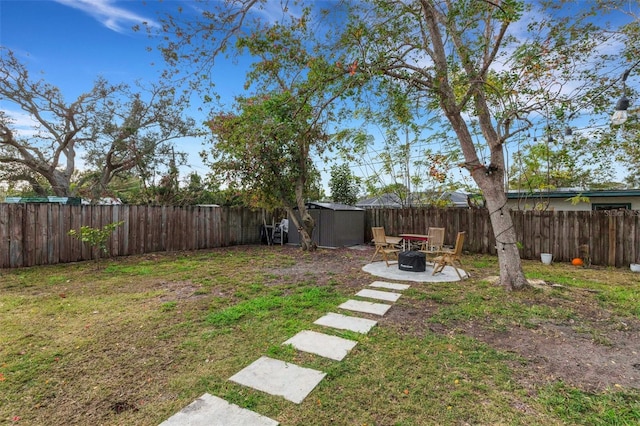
[
  {"x1": 291, "y1": 179, "x2": 317, "y2": 251},
  {"x1": 48, "y1": 170, "x2": 73, "y2": 197},
  {"x1": 298, "y1": 209, "x2": 316, "y2": 251},
  {"x1": 443, "y1": 109, "x2": 528, "y2": 290},
  {"x1": 286, "y1": 206, "x2": 316, "y2": 251},
  {"x1": 473, "y1": 171, "x2": 528, "y2": 291}
]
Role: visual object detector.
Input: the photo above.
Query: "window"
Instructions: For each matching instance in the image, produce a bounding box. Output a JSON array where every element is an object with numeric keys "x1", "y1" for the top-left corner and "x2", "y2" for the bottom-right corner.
[{"x1": 592, "y1": 203, "x2": 631, "y2": 211}]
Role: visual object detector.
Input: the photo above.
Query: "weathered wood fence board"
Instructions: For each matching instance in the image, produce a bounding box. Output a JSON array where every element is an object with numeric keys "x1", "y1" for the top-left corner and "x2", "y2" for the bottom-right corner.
[
  {"x1": 3, "y1": 204, "x2": 640, "y2": 268},
  {"x1": 365, "y1": 207, "x2": 640, "y2": 267},
  {"x1": 0, "y1": 204, "x2": 276, "y2": 268}
]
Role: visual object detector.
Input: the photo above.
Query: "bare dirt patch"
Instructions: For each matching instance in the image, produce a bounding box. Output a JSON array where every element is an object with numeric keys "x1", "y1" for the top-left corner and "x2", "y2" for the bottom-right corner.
[
  {"x1": 467, "y1": 319, "x2": 640, "y2": 392},
  {"x1": 156, "y1": 281, "x2": 205, "y2": 301}
]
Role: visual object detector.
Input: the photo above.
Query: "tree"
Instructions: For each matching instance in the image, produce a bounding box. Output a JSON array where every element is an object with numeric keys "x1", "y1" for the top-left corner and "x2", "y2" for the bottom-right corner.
[
  {"x1": 78, "y1": 84, "x2": 195, "y2": 202},
  {"x1": 152, "y1": 1, "x2": 634, "y2": 289},
  {"x1": 179, "y1": 11, "x2": 358, "y2": 250},
  {"x1": 173, "y1": 172, "x2": 223, "y2": 206},
  {"x1": 575, "y1": 5, "x2": 639, "y2": 187},
  {"x1": 329, "y1": 163, "x2": 360, "y2": 205},
  {"x1": 330, "y1": 0, "x2": 634, "y2": 290},
  {"x1": 335, "y1": 79, "x2": 463, "y2": 207},
  {"x1": 508, "y1": 133, "x2": 615, "y2": 195},
  {"x1": 362, "y1": 145, "x2": 462, "y2": 207},
  {"x1": 601, "y1": 93, "x2": 640, "y2": 188},
  {"x1": 206, "y1": 91, "x2": 326, "y2": 250},
  {"x1": 0, "y1": 48, "x2": 197, "y2": 198}
]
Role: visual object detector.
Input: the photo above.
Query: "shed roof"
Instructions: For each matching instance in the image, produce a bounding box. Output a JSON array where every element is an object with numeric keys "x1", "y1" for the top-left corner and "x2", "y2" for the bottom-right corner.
[{"x1": 305, "y1": 201, "x2": 364, "y2": 211}]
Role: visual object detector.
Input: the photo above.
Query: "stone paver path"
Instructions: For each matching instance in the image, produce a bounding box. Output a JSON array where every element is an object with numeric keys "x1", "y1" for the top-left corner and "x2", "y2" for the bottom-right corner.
[
  {"x1": 338, "y1": 299, "x2": 392, "y2": 315},
  {"x1": 313, "y1": 312, "x2": 377, "y2": 333},
  {"x1": 355, "y1": 288, "x2": 402, "y2": 302},
  {"x1": 283, "y1": 330, "x2": 357, "y2": 361},
  {"x1": 228, "y1": 356, "x2": 326, "y2": 404},
  {"x1": 369, "y1": 281, "x2": 411, "y2": 291},
  {"x1": 159, "y1": 393, "x2": 279, "y2": 426}
]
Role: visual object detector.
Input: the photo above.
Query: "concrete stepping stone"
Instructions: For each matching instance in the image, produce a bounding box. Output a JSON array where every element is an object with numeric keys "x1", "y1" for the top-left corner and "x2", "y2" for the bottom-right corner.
[
  {"x1": 355, "y1": 288, "x2": 401, "y2": 302},
  {"x1": 314, "y1": 312, "x2": 377, "y2": 334},
  {"x1": 229, "y1": 356, "x2": 326, "y2": 404},
  {"x1": 159, "y1": 392, "x2": 279, "y2": 426},
  {"x1": 369, "y1": 281, "x2": 411, "y2": 291},
  {"x1": 338, "y1": 299, "x2": 391, "y2": 316},
  {"x1": 283, "y1": 330, "x2": 357, "y2": 361}
]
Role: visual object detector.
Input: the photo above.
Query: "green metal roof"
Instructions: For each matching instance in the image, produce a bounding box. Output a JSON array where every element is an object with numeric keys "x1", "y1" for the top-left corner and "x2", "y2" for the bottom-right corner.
[{"x1": 506, "y1": 189, "x2": 640, "y2": 199}]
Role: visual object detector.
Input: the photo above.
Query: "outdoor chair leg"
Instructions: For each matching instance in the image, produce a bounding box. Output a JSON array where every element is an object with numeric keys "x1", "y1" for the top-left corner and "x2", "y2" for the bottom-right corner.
[
  {"x1": 452, "y1": 265, "x2": 463, "y2": 279},
  {"x1": 370, "y1": 247, "x2": 381, "y2": 263},
  {"x1": 432, "y1": 256, "x2": 446, "y2": 276},
  {"x1": 452, "y1": 261, "x2": 468, "y2": 279},
  {"x1": 383, "y1": 250, "x2": 398, "y2": 267}
]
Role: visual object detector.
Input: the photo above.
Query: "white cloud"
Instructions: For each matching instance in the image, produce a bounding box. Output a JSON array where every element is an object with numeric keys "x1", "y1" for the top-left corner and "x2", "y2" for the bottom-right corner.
[
  {"x1": 53, "y1": 0, "x2": 158, "y2": 33},
  {"x1": 255, "y1": 2, "x2": 300, "y2": 24},
  {"x1": 1, "y1": 109, "x2": 40, "y2": 139}
]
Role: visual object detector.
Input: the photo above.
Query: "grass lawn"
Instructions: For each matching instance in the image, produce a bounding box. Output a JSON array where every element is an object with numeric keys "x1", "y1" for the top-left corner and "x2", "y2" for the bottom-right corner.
[{"x1": 1, "y1": 245, "x2": 639, "y2": 425}]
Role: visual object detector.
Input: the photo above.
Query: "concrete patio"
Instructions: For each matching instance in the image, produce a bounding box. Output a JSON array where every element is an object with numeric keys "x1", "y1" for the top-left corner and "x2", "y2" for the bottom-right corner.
[{"x1": 362, "y1": 260, "x2": 467, "y2": 282}]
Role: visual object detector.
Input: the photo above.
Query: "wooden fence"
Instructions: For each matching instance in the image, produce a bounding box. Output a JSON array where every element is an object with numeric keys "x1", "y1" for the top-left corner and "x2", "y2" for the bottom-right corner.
[
  {"x1": 364, "y1": 207, "x2": 640, "y2": 267},
  {"x1": 2, "y1": 204, "x2": 639, "y2": 268},
  {"x1": 0, "y1": 204, "x2": 277, "y2": 268}
]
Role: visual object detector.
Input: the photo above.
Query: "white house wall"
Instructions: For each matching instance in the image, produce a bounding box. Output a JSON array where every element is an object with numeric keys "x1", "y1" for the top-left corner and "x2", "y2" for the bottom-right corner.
[{"x1": 506, "y1": 196, "x2": 640, "y2": 211}]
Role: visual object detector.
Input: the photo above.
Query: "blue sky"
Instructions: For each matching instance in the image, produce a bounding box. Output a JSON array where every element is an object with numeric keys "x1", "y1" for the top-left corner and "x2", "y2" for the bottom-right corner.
[
  {"x1": 0, "y1": 0, "x2": 242, "y2": 178},
  {"x1": 1, "y1": 0, "x2": 168, "y2": 97}
]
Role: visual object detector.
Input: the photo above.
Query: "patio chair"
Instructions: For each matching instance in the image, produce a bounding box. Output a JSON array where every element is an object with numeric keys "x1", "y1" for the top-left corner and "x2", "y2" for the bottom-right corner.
[
  {"x1": 432, "y1": 231, "x2": 467, "y2": 279},
  {"x1": 370, "y1": 227, "x2": 401, "y2": 267},
  {"x1": 419, "y1": 227, "x2": 445, "y2": 260}
]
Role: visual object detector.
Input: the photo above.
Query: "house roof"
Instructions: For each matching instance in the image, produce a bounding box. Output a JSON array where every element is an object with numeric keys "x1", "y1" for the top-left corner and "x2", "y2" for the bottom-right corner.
[
  {"x1": 448, "y1": 192, "x2": 470, "y2": 206},
  {"x1": 356, "y1": 192, "x2": 469, "y2": 208},
  {"x1": 355, "y1": 193, "x2": 404, "y2": 208},
  {"x1": 506, "y1": 189, "x2": 640, "y2": 199}
]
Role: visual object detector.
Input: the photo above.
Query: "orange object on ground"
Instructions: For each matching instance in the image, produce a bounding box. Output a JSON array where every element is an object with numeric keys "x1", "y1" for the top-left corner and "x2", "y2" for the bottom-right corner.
[{"x1": 571, "y1": 258, "x2": 583, "y2": 266}]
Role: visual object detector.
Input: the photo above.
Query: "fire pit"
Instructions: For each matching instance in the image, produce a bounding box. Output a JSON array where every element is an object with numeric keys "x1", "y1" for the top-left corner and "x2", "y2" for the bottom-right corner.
[{"x1": 398, "y1": 251, "x2": 426, "y2": 272}]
